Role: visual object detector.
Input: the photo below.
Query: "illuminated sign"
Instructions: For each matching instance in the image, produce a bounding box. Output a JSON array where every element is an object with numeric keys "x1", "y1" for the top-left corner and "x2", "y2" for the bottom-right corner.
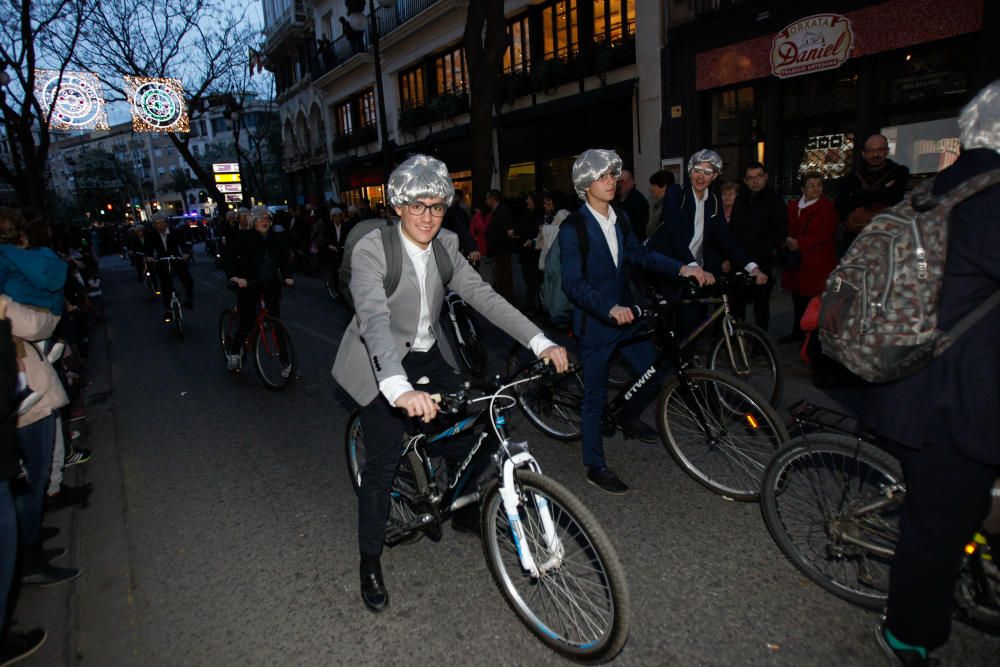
[
  {"x1": 212, "y1": 162, "x2": 240, "y2": 173},
  {"x1": 770, "y1": 14, "x2": 854, "y2": 80},
  {"x1": 214, "y1": 173, "x2": 241, "y2": 183},
  {"x1": 224, "y1": 193, "x2": 243, "y2": 202},
  {"x1": 217, "y1": 183, "x2": 242, "y2": 193}
]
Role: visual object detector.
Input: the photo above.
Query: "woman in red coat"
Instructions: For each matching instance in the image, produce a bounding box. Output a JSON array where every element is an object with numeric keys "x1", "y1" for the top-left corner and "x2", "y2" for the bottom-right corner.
[{"x1": 780, "y1": 172, "x2": 838, "y2": 342}]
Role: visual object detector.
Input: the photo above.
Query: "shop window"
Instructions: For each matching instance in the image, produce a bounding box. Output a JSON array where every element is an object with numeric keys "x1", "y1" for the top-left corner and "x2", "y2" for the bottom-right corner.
[
  {"x1": 593, "y1": 0, "x2": 634, "y2": 44},
  {"x1": 503, "y1": 161, "x2": 536, "y2": 197},
  {"x1": 793, "y1": 132, "x2": 855, "y2": 183},
  {"x1": 882, "y1": 118, "x2": 960, "y2": 175},
  {"x1": 504, "y1": 16, "x2": 531, "y2": 73},
  {"x1": 358, "y1": 89, "x2": 376, "y2": 128},
  {"x1": 711, "y1": 86, "x2": 758, "y2": 146},
  {"x1": 399, "y1": 65, "x2": 425, "y2": 109},
  {"x1": 542, "y1": 0, "x2": 578, "y2": 61},
  {"x1": 336, "y1": 101, "x2": 353, "y2": 136},
  {"x1": 434, "y1": 47, "x2": 468, "y2": 95}
]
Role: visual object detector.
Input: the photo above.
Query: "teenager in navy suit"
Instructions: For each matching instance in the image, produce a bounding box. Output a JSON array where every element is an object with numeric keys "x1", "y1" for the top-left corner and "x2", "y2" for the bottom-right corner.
[
  {"x1": 647, "y1": 150, "x2": 767, "y2": 337},
  {"x1": 559, "y1": 149, "x2": 711, "y2": 494}
]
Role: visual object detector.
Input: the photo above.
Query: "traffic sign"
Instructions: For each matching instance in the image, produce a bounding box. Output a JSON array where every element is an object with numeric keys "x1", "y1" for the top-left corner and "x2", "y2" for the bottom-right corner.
[
  {"x1": 214, "y1": 173, "x2": 241, "y2": 183},
  {"x1": 224, "y1": 193, "x2": 243, "y2": 202},
  {"x1": 212, "y1": 162, "x2": 240, "y2": 173},
  {"x1": 217, "y1": 183, "x2": 242, "y2": 193}
]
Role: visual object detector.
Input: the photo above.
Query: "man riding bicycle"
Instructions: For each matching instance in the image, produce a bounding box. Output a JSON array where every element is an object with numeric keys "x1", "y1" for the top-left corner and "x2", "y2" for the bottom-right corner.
[
  {"x1": 223, "y1": 206, "x2": 294, "y2": 372},
  {"x1": 332, "y1": 154, "x2": 569, "y2": 614},
  {"x1": 144, "y1": 211, "x2": 193, "y2": 322}
]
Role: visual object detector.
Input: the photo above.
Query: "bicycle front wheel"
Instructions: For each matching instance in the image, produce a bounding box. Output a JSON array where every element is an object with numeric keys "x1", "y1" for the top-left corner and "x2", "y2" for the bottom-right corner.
[
  {"x1": 481, "y1": 470, "x2": 630, "y2": 662},
  {"x1": 708, "y1": 321, "x2": 782, "y2": 407},
  {"x1": 218, "y1": 309, "x2": 239, "y2": 362},
  {"x1": 656, "y1": 369, "x2": 787, "y2": 500},
  {"x1": 172, "y1": 301, "x2": 184, "y2": 340},
  {"x1": 253, "y1": 316, "x2": 295, "y2": 390},
  {"x1": 760, "y1": 435, "x2": 903, "y2": 608},
  {"x1": 507, "y1": 349, "x2": 584, "y2": 441}
]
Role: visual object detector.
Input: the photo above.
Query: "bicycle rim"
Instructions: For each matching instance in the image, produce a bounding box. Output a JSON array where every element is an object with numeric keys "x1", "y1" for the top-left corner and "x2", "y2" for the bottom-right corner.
[
  {"x1": 709, "y1": 323, "x2": 782, "y2": 407},
  {"x1": 509, "y1": 353, "x2": 584, "y2": 441},
  {"x1": 481, "y1": 470, "x2": 629, "y2": 661},
  {"x1": 657, "y1": 369, "x2": 787, "y2": 500},
  {"x1": 760, "y1": 436, "x2": 902, "y2": 608},
  {"x1": 172, "y1": 302, "x2": 183, "y2": 340},
  {"x1": 254, "y1": 317, "x2": 294, "y2": 389}
]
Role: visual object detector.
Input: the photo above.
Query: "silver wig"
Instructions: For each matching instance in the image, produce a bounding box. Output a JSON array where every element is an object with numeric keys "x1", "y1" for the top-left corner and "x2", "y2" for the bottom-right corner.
[
  {"x1": 572, "y1": 149, "x2": 622, "y2": 200},
  {"x1": 151, "y1": 211, "x2": 168, "y2": 222},
  {"x1": 386, "y1": 154, "x2": 454, "y2": 208},
  {"x1": 225, "y1": 210, "x2": 238, "y2": 221},
  {"x1": 959, "y1": 79, "x2": 1000, "y2": 153},
  {"x1": 688, "y1": 149, "x2": 723, "y2": 173},
  {"x1": 250, "y1": 205, "x2": 272, "y2": 222}
]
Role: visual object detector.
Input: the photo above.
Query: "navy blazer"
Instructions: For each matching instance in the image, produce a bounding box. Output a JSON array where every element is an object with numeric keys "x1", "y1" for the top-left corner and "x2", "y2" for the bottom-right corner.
[
  {"x1": 647, "y1": 185, "x2": 752, "y2": 274},
  {"x1": 863, "y1": 148, "x2": 1000, "y2": 464},
  {"x1": 559, "y1": 206, "x2": 682, "y2": 346}
]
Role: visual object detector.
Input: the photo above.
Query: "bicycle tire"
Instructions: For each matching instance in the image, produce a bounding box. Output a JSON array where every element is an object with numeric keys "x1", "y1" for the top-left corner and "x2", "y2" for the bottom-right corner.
[
  {"x1": 325, "y1": 274, "x2": 339, "y2": 301},
  {"x1": 708, "y1": 321, "x2": 782, "y2": 407},
  {"x1": 507, "y1": 348, "x2": 584, "y2": 441},
  {"x1": 344, "y1": 412, "x2": 426, "y2": 546},
  {"x1": 172, "y1": 301, "x2": 184, "y2": 340},
  {"x1": 253, "y1": 316, "x2": 295, "y2": 390},
  {"x1": 759, "y1": 435, "x2": 903, "y2": 609},
  {"x1": 480, "y1": 469, "x2": 630, "y2": 662},
  {"x1": 955, "y1": 540, "x2": 1000, "y2": 633},
  {"x1": 218, "y1": 309, "x2": 241, "y2": 366},
  {"x1": 656, "y1": 369, "x2": 787, "y2": 500},
  {"x1": 452, "y1": 301, "x2": 487, "y2": 377}
]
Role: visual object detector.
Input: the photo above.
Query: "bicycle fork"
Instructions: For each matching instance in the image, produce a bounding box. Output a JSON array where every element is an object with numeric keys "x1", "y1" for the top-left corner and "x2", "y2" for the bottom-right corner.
[{"x1": 497, "y1": 451, "x2": 564, "y2": 578}]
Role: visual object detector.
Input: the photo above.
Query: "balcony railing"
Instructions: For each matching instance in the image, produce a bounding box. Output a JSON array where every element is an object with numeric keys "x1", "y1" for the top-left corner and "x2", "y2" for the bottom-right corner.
[
  {"x1": 265, "y1": 0, "x2": 308, "y2": 39},
  {"x1": 375, "y1": 0, "x2": 440, "y2": 40}
]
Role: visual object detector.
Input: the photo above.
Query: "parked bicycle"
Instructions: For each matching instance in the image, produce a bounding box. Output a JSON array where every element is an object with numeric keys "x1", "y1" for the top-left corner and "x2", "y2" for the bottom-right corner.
[
  {"x1": 344, "y1": 360, "x2": 630, "y2": 662},
  {"x1": 509, "y1": 288, "x2": 788, "y2": 501},
  {"x1": 760, "y1": 401, "x2": 999, "y2": 632},
  {"x1": 218, "y1": 283, "x2": 297, "y2": 390}
]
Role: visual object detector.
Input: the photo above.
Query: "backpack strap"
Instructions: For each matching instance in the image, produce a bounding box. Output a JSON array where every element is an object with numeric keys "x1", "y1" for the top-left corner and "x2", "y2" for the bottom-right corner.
[
  {"x1": 379, "y1": 224, "x2": 403, "y2": 298},
  {"x1": 937, "y1": 290, "x2": 1000, "y2": 355},
  {"x1": 431, "y1": 238, "x2": 454, "y2": 286},
  {"x1": 574, "y1": 213, "x2": 590, "y2": 277}
]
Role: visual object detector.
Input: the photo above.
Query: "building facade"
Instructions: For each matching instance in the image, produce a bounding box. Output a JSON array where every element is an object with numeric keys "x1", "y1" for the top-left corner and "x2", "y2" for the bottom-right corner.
[{"x1": 264, "y1": 0, "x2": 663, "y2": 206}]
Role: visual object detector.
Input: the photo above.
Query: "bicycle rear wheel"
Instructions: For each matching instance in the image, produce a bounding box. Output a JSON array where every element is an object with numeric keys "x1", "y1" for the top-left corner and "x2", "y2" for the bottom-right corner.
[
  {"x1": 253, "y1": 316, "x2": 295, "y2": 390},
  {"x1": 452, "y1": 301, "x2": 487, "y2": 377},
  {"x1": 708, "y1": 321, "x2": 782, "y2": 407},
  {"x1": 344, "y1": 412, "x2": 426, "y2": 546},
  {"x1": 481, "y1": 470, "x2": 630, "y2": 662},
  {"x1": 656, "y1": 369, "x2": 787, "y2": 500},
  {"x1": 759, "y1": 435, "x2": 902, "y2": 609},
  {"x1": 507, "y1": 349, "x2": 584, "y2": 441}
]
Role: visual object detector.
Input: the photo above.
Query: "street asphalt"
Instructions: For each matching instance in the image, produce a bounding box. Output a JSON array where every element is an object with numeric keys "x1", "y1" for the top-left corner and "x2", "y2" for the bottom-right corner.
[{"x1": 11, "y1": 248, "x2": 999, "y2": 666}]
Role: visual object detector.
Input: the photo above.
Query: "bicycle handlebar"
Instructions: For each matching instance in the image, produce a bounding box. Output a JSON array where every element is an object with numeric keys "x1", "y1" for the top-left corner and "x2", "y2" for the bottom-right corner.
[{"x1": 430, "y1": 358, "x2": 577, "y2": 415}]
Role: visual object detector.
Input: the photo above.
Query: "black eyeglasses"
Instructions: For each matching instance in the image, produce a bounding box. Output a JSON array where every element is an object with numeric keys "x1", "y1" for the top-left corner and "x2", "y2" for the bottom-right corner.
[{"x1": 405, "y1": 202, "x2": 447, "y2": 217}]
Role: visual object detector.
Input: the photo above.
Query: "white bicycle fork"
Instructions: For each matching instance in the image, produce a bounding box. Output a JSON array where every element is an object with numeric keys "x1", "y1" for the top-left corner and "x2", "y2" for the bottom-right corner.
[{"x1": 497, "y1": 452, "x2": 564, "y2": 578}]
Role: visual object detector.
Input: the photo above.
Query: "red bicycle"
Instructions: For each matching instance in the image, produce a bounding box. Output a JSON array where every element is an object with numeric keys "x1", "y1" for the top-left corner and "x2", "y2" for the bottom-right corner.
[{"x1": 218, "y1": 285, "x2": 296, "y2": 390}]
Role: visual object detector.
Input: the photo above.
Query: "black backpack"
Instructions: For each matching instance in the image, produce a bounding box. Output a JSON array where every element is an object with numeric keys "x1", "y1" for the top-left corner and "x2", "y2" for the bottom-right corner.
[{"x1": 338, "y1": 219, "x2": 454, "y2": 311}]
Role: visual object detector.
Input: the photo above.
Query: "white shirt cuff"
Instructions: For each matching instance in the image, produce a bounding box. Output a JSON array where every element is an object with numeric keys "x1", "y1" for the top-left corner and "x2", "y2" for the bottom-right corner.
[
  {"x1": 744, "y1": 262, "x2": 759, "y2": 273},
  {"x1": 529, "y1": 334, "x2": 556, "y2": 357},
  {"x1": 687, "y1": 261, "x2": 700, "y2": 267},
  {"x1": 378, "y1": 375, "x2": 414, "y2": 406}
]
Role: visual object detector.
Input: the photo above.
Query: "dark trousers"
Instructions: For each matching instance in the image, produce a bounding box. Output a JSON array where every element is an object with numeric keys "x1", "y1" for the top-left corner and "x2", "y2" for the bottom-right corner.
[
  {"x1": 519, "y1": 250, "x2": 541, "y2": 311},
  {"x1": 1, "y1": 481, "x2": 16, "y2": 631},
  {"x1": 357, "y1": 346, "x2": 467, "y2": 556},
  {"x1": 886, "y1": 442, "x2": 999, "y2": 650},
  {"x1": 731, "y1": 272, "x2": 774, "y2": 331},
  {"x1": 579, "y1": 333, "x2": 658, "y2": 469},
  {"x1": 493, "y1": 254, "x2": 514, "y2": 303},
  {"x1": 13, "y1": 415, "x2": 56, "y2": 548},
  {"x1": 156, "y1": 261, "x2": 193, "y2": 309}
]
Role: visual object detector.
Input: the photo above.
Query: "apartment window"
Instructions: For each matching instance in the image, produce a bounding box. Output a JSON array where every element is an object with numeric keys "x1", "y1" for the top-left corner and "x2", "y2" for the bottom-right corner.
[
  {"x1": 542, "y1": 0, "x2": 578, "y2": 60},
  {"x1": 358, "y1": 89, "x2": 376, "y2": 128},
  {"x1": 504, "y1": 16, "x2": 531, "y2": 73},
  {"x1": 434, "y1": 47, "x2": 467, "y2": 95},
  {"x1": 336, "y1": 101, "x2": 353, "y2": 136},
  {"x1": 399, "y1": 65, "x2": 425, "y2": 109},
  {"x1": 593, "y1": 0, "x2": 634, "y2": 43},
  {"x1": 155, "y1": 148, "x2": 163, "y2": 158}
]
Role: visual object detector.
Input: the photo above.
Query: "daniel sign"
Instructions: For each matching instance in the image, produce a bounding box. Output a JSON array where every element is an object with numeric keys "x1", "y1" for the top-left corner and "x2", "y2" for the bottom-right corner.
[{"x1": 770, "y1": 13, "x2": 855, "y2": 80}]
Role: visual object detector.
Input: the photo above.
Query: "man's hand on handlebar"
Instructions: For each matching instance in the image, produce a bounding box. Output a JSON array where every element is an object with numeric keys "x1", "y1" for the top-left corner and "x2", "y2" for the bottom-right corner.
[
  {"x1": 284, "y1": 278, "x2": 294, "y2": 287},
  {"x1": 609, "y1": 305, "x2": 635, "y2": 325},
  {"x1": 679, "y1": 264, "x2": 715, "y2": 286},
  {"x1": 394, "y1": 390, "x2": 439, "y2": 423},
  {"x1": 749, "y1": 267, "x2": 768, "y2": 285},
  {"x1": 538, "y1": 345, "x2": 570, "y2": 373},
  {"x1": 467, "y1": 250, "x2": 481, "y2": 263},
  {"x1": 230, "y1": 277, "x2": 248, "y2": 288}
]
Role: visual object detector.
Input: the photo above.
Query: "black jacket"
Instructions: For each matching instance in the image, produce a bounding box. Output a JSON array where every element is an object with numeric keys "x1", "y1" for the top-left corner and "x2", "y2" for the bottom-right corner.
[
  {"x1": 863, "y1": 148, "x2": 1000, "y2": 464},
  {"x1": 486, "y1": 202, "x2": 514, "y2": 257},
  {"x1": 224, "y1": 229, "x2": 291, "y2": 285},
  {"x1": 619, "y1": 188, "x2": 649, "y2": 242},
  {"x1": 835, "y1": 159, "x2": 910, "y2": 220},
  {"x1": 144, "y1": 228, "x2": 186, "y2": 259},
  {"x1": 730, "y1": 186, "x2": 788, "y2": 272},
  {"x1": 0, "y1": 320, "x2": 16, "y2": 481}
]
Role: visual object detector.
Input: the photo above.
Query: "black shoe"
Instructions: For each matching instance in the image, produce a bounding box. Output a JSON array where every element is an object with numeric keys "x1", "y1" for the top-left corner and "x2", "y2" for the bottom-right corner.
[
  {"x1": 41, "y1": 525, "x2": 59, "y2": 542},
  {"x1": 620, "y1": 419, "x2": 659, "y2": 444},
  {"x1": 875, "y1": 618, "x2": 940, "y2": 666},
  {"x1": 451, "y1": 504, "x2": 480, "y2": 535},
  {"x1": 45, "y1": 483, "x2": 93, "y2": 512},
  {"x1": 43, "y1": 546, "x2": 66, "y2": 560},
  {"x1": 22, "y1": 562, "x2": 81, "y2": 588},
  {"x1": 587, "y1": 467, "x2": 629, "y2": 495},
  {"x1": 0, "y1": 628, "x2": 46, "y2": 665},
  {"x1": 360, "y1": 568, "x2": 389, "y2": 613},
  {"x1": 779, "y1": 332, "x2": 805, "y2": 344}
]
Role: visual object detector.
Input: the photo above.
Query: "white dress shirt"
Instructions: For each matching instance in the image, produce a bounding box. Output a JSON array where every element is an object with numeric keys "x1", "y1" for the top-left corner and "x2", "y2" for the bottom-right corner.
[
  {"x1": 687, "y1": 191, "x2": 759, "y2": 273},
  {"x1": 378, "y1": 226, "x2": 555, "y2": 406},
  {"x1": 584, "y1": 203, "x2": 619, "y2": 267}
]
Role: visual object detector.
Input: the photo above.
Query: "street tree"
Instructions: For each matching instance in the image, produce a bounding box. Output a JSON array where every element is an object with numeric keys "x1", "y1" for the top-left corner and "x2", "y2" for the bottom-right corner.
[
  {"x1": 0, "y1": 0, "x2": 93, "y2": 209},
  {"x1": 463, "y1": 0, "x2": 507, "y2": 206},
  {"x1": 75, "y1": 0, "x2": 261, "y2": 213}
]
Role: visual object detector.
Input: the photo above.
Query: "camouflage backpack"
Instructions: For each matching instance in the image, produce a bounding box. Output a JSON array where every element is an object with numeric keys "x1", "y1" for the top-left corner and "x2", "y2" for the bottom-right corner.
[{"x1": 818, "y1": 168, "x2": 1000, "y2": 383}]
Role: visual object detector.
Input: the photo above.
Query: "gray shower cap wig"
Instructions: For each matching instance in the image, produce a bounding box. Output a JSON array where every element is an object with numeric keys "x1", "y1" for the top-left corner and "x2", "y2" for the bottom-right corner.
[
  {"x1": 688, "y1": 149, "x2": 723, "y2": 173},
  {"x1": 959, "y1": 79, "x2": 1000, "y2": 153},
  {"x1": 387, "y1": 154, "x2": 454, "y2": 209},
  {"x1": 151, "y1": 211, "x2": 168, "y2": 222},
  {"x1": 250, "y1": 205, "x2": 272, "y2": 222},
  {"x1": 572, "y1": 149, "x2": 623, "y2": 200}
]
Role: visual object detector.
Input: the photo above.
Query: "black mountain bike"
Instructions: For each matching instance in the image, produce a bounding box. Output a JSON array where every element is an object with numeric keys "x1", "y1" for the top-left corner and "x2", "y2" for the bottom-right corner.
[
  {"x1": 344, "y1": 361, "x2": 630, "y2": 662},
  {"x1": 510, "y1": 289, "x2": 788, "y2": 500}
]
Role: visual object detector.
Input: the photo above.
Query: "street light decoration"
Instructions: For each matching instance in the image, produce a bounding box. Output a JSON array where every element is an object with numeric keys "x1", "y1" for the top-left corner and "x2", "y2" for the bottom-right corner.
[
  {"x1": 124, "y1": 76, "x2": 190, "y2": 133},
  {"x1": 33, "y1": 70, "x2": 109, "y2": 131}
]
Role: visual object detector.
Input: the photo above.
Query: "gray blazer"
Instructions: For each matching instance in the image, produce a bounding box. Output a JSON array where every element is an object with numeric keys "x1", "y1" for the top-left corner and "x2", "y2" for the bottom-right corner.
[{"x1": 332, "y1": 225, "x2": 543, "y2": 406}]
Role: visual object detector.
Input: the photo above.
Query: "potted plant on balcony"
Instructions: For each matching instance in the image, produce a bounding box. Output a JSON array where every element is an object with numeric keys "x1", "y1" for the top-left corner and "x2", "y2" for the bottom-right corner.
[{"x1": 398, "y1": 104, "x2": 430, "y2": 137}]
